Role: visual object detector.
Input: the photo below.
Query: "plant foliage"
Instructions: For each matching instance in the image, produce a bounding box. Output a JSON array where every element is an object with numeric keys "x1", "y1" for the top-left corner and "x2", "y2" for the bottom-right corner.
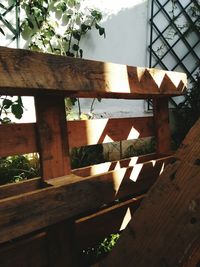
[
  {"x1": 20, "y1": 0, "x2": 105, "y2": 58},
  {"x1": 173, "y1": 70, "x2": 200, "y2": 146},
  {"x1": 0, "y1": 154, "x2": 40, "y2": 185}
]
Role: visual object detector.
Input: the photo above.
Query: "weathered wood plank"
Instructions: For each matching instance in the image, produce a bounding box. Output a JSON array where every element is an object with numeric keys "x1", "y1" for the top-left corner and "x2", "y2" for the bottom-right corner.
[
  {"x1": 0, "y1": 177, "x2": 44, "y2": 200},
  {"x1": 0, "y1": 46, "x2": 186, "y2": 97},
  {"x1": 72, "y1": 154, "x2": 173, "y2": 177},
  {"x1": 99, "y1": 118, "x2": 200, "y2": 267},
  {"x1": 0, "y1": 157, "x2": 171, "y2": 244},
  {"x1": 0, "y1": 123, "x2": 37, "y2": 157},
  {"x1": 75, "y1": 196, "x2": 143, "y2": 249},
  {"x1": 153, "y1": 98, "x2": 171, "y2": 154},
  {"x1": 0, "y1": 154, "x2": 172, "y2": 199},
  {"x1": 0, "y1": 117, "x2": 154, "y2": 157},
  {"x1": 46, "y1": 220, "x2": 76, "y2": 267},
  {"x1": 68, "y1": 116, "x2": 154, "y2": 148},
  {"x1": 0, "y1": 232, "x2": 47, "y2": 267},
  {"x1": 35, "y1": 95, "x2": 71, "y2": 180}
]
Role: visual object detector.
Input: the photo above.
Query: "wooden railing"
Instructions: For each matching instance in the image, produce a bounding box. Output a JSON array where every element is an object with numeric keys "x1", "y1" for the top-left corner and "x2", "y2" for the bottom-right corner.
[{"x1": 0, "y1": 46, "x2": 187, "y2": 267}]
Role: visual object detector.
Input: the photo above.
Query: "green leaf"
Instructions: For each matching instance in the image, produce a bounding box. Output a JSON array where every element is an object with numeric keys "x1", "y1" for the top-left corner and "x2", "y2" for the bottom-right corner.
[
  {"x1": 27, "y1": 18, "x2": 34, "y2": 29},
  {"x1": 0, "y1": 27, "x2": 5, "y2": 36},
  {"x1": 72, "y1": 44, "x2": 79, "y2": 51},
  {"x1": 91, "y1": 10, "x2": 102, "y2": 21},
  {"x1": 99, "y1": 27, "x2": 105, "y2": 37},
  {"x1": 72, "y1": 31, "x2": 81, "y2": 41},
  {"x1": 11, "y1": 104, "x2": 24, "y2": 119},
  {"x1": 95, "y1": 23, "x2": 100, "y2": 29},
  {"x1": 79, "y1": 49, "x2": 83, "y2": 58},
  {"x1": 66, "y1": 51, "x2": 74, "y2": 57},
  {"x1": 17, "y1": 96, "x2": 23, "y2": 107},
  {"x1": 2, "y1": 99, "x2": 13, "y2": 109},
  {"x1": 81, "y1": 23, "x2": 88, "y2": 32}
]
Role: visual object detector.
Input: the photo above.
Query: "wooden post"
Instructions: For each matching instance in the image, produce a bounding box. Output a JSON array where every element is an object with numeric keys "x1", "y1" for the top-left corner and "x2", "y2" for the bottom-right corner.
[
  {"x1": 35, "y1": 95, "x2": 70, "y2": 180},
  {"x1": 153, "y1": 98, "x2": 171, "y2": 155},
  {"x1": 35, "y1": 94, "x2": 75, "y2": 267}
]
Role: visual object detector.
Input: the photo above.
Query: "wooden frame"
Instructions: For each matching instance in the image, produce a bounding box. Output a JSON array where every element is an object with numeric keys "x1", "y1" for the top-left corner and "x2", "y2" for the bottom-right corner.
[{"x1": 0, "y1": 46, "x2": 187, "y2": 266}]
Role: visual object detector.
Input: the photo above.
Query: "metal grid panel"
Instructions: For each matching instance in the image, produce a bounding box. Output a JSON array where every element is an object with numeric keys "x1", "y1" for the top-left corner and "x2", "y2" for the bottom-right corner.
[
  {"x1": 149, "y1": 0, "x2": 200, "y2": 83},
  {"x1": 0, "y1": 0, "x2": 20, "y2": 48}
]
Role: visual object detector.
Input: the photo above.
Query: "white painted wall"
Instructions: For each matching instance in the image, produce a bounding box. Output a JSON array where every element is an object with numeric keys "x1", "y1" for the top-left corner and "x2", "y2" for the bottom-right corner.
[{"x1": 71, "y1": 0, "x2": 151, "y2": 120}]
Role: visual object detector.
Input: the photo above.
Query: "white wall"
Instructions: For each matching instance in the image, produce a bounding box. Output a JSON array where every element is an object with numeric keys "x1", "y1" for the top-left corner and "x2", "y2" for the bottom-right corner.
[{"x1": 73, "y1": 0, "x2": 150, "y2": 119}]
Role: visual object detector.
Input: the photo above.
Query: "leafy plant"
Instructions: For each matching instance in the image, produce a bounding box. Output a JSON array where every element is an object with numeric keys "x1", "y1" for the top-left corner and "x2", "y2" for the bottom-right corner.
[
  {"x1": 0, "y1": 96, "x2": 24, "y2": 123},
  {"x1": 96, "y1": 234, "x2": 120, "y2": 256},
  {"x1": 0, "y1": 154, "x2": 40, "y2": 185},
  {"x1": 79, "y1": 233, "x2": 120, "y2": 266},
  {"x1": 123, "y1": 138, "x2": 156, "y2": 159},
  {"x1": 20, "y1": 0, "x2": 105, "y2": 58},
  {"x1": 0, "y1": 0, "x2": 105, "y2": 122},
  {"x1": 71, "y1": 144, "x2": 104, "y2": 169},
  {"x1": 173, "y1": 69, "x2": 200, "y2": 147}
]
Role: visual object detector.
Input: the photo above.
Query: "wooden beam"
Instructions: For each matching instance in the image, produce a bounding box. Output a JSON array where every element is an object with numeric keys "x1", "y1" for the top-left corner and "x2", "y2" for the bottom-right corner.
[
  {"x1": 72, "y1": 154, "x2": 173, "y2": 177},
  {"x1": 0, "y1": 154, "x2": 172, "y2": 199},
  {"x1": 99, "y1": 118, "x2": 200, "y2": 267},
  {"x1": 153, "y1": 98, "x2": 171, "y2": 154},
  {"x1": 0, "y1": 46, "x2": 186, "y2": 97},
  {"x1": 68, "y1": 116, "x2": 154, "y2": 148},
  {"x1": 0, "y1": 117, "x2": 154, "y2": 157},
  {"x1": 0, "y1": 177, "x2": 44, "y2": 200},
  {"x1": 0, "y1": 232, "x2": 47, "y2": 267},
  {"x1": 0, "y1": 123, "x2": 37, "y2": 157},
  {"x1": 35, "y1": 95, "x2": 71, "y2": 180},
  {"x1": 0, "y1": 156, "x2": 171, "y2": 244},
  {"x1": 75, "y1": 196, "x2": 143, "y2": 249}
]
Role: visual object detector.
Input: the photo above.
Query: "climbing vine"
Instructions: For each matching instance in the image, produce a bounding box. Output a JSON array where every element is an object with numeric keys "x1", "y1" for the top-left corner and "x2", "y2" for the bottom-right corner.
[
  {"x1": 20, "y1": 0, "x2": 105, "y2": 57},
  {"x1": 0, "y1": 0, "x2": 105, "y2": 122}
]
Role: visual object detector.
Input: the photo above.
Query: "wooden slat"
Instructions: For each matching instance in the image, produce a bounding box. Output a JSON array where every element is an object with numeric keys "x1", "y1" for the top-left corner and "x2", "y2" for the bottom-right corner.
[
  {"x1": 35, "y1": 95, "x2": 71, "y2": 180},
  {"x1": 0, "y1": 154, "x2": 172, "y2": 199},
  {"x1": 0, "y1": 232, "x2": 47, "y2": 267},
  {"x1": 72, "y1": 153, "x2": 173, "y2": 177},
  {"x1": 0, "y1": 117, "x2": 154, "y2": 157},
  {"x1": 75, "y1": 196, "x2": 143, "y2": 249},
  {"x1": 182, "y1": 239, "x2": 200, "y2": 267},
  {"x1": 0, "y1": 123, "x2": 37, "y2": 157},
  {"x1": 68, "y1": 116, "x2": 154, "y2": 148},
  {"x1": 0, "y1": 46, "x2": 186, "y2": 97},
  {"x1": 153, "y1": 98, "x2": 171, "y2": 154},
  {"x1": 99, "y1": 118, "x2": 200, "y2": 267},
  {"x1": 0, "y1": 157, "x2": 171, "y2": 243},
  {"x1": 0, "y1": 177, "x2": 45, "y2": 200},
  {"x1": 0, "y1": 154, "x2": 170, "y2": 199},
  {"x1": 46, "y1": 220, "x2": 76, "y2": 267}
]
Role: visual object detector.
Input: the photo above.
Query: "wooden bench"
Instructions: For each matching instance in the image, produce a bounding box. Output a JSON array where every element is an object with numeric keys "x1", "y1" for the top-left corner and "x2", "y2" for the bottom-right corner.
[{"x1": 0, "y1": 46, "x2": 187, "y2": 267}]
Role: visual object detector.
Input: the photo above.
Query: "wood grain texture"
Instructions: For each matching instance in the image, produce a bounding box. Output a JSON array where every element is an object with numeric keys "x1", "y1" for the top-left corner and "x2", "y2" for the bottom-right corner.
[
  {"x1": 35, "y1": 95, "x2": 71, "y2": 179},
  {"x1": 0, "y1": 46, "x2": 186, "y2": 97},
  {"x1": 0, "y1": 232, "x2": 47, "y2": 267},
  {"x1": 68, "y1": 116, "x2": 154, "y2": 148},
  {"x1": 0, "y1": 117, "x2": 154, "y2": 157},
  {"x1": 99, "y1": 118, "x2": 200, "y2": 267},
  {"x1": 153, "y1": 98, "x2": 171, "y2": 154},
  {"x1": 72, "y1": 154, "x2": 173, "y2": 177},
  {"x1": 0, "y1": 157, "x2": 171, "y2": 243},
  {"x1": 0, "y1": 177, "x2": 45, "y2": 200},
  {"x1": 0, "y1": 123, "x2": 37, "y2": 157},
  {"x1": 46, "y1": 220, "x2": 76, "y2": 267},
  {"x1": 75, "y1": 196, "x2": 143, "y2": 249}
]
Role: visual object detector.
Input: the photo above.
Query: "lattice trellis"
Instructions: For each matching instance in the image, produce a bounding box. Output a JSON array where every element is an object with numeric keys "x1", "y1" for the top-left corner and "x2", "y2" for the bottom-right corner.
[
  {"x1": 148, "y1": 0, "x2": 200, "y2": 109},
  {"x1": 149, "y1": 0, "x2": 200, "y2": 83},
  {"x1": 0, "y1": 0, "x2": 20, "y2": 48}
]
